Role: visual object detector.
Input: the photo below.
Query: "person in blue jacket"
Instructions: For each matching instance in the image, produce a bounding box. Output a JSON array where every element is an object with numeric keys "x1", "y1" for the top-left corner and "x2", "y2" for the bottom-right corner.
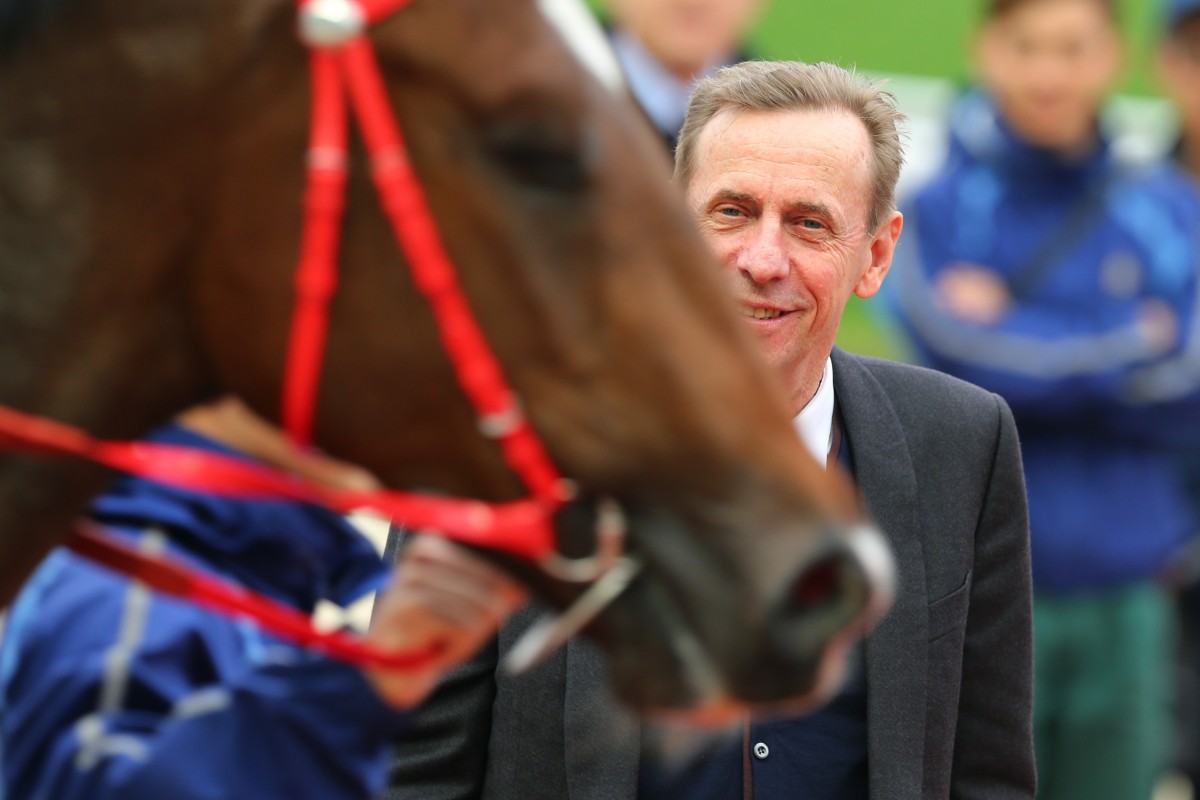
[
  {"x1": 601, "y1": 0, "x2": 763, "y2": 151},
  {"x1": 0, "y1": 397, "x2": 526, "y2": 800},
  {"x1": 1154, "y1": 0, "x2": 1200, "y2": 786},
  {"x1": 888, "y1": 0, "x2": 1200, "y2": 798}
]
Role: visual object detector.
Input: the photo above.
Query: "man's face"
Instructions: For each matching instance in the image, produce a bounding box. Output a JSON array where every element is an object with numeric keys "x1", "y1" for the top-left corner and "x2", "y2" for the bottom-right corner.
[
  {"x1": 977, "y1": 0, "x2": 1120, "y2": 149},
  {"x1": 685, "y1": 108, "x2": 902, "y2": 411},
  {"x1": 607, "y1": 0, "x2": 763, "y2": 80}
]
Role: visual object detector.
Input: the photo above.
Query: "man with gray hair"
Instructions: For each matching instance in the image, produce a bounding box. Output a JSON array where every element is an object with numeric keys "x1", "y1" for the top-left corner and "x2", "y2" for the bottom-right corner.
[{"x1": 385, "y1": 61, "x2": 1035, "y2": 800}]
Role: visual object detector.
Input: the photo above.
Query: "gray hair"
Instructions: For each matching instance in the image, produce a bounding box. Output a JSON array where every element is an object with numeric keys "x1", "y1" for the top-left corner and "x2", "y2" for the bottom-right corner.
[{"x1": 675, "y1": 61, "x2": 907, "y2": 232}]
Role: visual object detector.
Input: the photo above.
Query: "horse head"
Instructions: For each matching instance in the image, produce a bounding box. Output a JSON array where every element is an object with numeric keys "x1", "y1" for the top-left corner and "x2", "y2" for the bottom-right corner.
[{"x1": 0, "y1": 0, "x2": 892, "y2": 719}]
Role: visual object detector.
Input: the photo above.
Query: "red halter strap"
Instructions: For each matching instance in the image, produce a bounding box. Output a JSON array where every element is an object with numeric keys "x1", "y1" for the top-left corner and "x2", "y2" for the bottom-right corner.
[
  {"x1": 283, "y1": 0, "x2": 565, "y2": 508},
  {"x1": 0, "y1": 405, "x2": 558, "y2": 561},
  {"x1": 0, "y1": 0, "x2": 583, "y2": 671}
]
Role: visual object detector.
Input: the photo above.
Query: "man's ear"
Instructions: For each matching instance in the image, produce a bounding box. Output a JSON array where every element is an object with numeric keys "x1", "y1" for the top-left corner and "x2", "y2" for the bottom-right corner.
[{"x1": 855, "y1": 210, "x2": 903, "y2": 299}]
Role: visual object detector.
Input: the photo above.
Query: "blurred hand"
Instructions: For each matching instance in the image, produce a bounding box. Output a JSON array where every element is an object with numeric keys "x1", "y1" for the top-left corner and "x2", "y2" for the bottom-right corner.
[
  {"x1": 935, "y1": 263, "x2": 1012, "y2": 325},
  {"x1": 175, "y1": 396, "x2": 380, "y2": 491},
  {"x1": 1136, "y1": 299, "x2": 1179, "y2": 356},
  {"x1": 177, "y1": 399, "x2": 528, "y2": 707},
  {"x1": 364, "y1": 536, "x2": 527, "y2": 708}
]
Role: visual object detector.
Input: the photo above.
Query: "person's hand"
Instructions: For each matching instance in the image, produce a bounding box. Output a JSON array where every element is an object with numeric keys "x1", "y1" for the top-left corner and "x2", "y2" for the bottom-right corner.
[
  {"x1": 1136, "y1": 299, "x2": 1179, "y2": 356},
  {"x1": 364, "y1": 536, "x2": 527, "y2": 709},
  {"x1": 175, "y1": 396, "x2": 381, "y2": 491},
  {"x1": 935, "y1": 263, "x2": 1012, "y2": 325}
]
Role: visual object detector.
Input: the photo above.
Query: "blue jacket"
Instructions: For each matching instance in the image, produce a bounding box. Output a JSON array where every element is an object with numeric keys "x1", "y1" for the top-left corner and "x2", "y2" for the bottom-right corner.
[
  {"x1": 0, "y1": 425, "x2": 405, "y2": 799},
  {"x1": 890, "y1": 91, "x2": 1200, "y2": 595}
]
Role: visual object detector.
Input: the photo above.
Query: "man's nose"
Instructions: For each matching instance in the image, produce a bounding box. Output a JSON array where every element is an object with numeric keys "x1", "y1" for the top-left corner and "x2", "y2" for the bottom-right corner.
[{"x1": 734, "y1": 223, "x2": 790, "y2": 283}]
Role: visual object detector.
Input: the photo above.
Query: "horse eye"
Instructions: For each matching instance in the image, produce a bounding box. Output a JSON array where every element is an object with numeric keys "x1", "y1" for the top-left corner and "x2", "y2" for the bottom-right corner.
[{"x1": 489, "y1": 139, "x2": 588, "y2": 193}]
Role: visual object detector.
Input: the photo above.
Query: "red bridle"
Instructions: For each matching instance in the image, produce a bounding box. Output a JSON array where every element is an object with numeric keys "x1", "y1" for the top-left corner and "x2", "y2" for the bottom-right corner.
[{"x1": 0, "y1": 0, "x2": 596, "y2": 671}]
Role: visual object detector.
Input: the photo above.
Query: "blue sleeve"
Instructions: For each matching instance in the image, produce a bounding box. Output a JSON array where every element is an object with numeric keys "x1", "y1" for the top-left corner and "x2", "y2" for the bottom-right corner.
[
  {"x1": 887, "y1": 182, "x2": 1200, "y2": 427},
  {"x1": 1097, "y1": 349, "x2": 1200, "y2": 449},
  {"x1": 1100, "y1": 179, "x2": 1200, "y2": 447},
  {"x1": 1, "y1": 551, "x2": 409, "y2": 800}
]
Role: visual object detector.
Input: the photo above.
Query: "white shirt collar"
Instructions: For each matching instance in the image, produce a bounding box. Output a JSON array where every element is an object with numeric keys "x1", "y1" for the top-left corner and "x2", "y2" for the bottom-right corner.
[
  {"x1": 609, "y1": 29, "x2": 729, "y2": 136},
  {"x1": 792, "y1": 357, "x2": 836, "y2": 466}
]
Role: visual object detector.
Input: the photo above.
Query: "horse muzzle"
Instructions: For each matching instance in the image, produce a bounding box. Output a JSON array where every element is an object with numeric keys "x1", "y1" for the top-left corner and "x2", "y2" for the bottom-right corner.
[{"x1": 572, "y1": 517, "x2": 895, "y2": 721}]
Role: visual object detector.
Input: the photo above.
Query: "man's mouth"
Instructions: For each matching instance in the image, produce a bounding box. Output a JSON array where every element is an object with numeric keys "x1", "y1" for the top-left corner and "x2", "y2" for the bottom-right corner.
[{"x1": 742, "y1": 306, "x2": 788, "y2": 321}]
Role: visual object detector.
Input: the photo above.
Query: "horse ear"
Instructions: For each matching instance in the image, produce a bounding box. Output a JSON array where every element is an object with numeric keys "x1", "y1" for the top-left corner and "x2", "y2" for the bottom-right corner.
[{"x1": 536, "y1": 0, "x2": 626, "y2": 92}]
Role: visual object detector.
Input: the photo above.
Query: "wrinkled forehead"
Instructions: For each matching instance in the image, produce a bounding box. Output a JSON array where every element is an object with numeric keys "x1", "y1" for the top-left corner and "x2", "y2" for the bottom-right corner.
[
  {"x1": 693, "y1": 107, "x2": 873, "y2": 191},
  {"x1": 684, "y1": 106, "x2": 878, "y2": 230}
]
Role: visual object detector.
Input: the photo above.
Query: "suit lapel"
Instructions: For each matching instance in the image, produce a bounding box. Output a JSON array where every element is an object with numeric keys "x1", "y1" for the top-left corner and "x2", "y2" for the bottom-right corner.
[
  {"x1": 564, "y1": 637, "x2": 641, "y2": 800},
  {"x1": 559, "y1": 351, "x2": 927, "y2": 799},
  {"x1": 832, "y1": 349, "x2": 928, "y2": 800}
]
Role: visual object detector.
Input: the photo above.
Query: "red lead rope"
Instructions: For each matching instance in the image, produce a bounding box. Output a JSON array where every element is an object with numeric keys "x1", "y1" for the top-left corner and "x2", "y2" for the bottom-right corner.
[
  {"x1": 0, "y1": 0, "x2": 578, "y2": 672},
  {"x1": 68, "y1": 522, "x2": 443, "y2": 671}
]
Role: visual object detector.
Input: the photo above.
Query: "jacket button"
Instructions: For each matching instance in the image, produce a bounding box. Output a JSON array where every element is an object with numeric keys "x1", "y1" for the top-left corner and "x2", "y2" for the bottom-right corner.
[{"x1": 753, "y1": 742, "x2": 770, "y2": 760}]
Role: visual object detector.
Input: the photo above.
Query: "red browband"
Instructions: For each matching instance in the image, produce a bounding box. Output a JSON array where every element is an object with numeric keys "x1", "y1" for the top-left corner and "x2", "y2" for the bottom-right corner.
[{"x1": 0, "y1": 0, "x2": 576, "y2": 672}]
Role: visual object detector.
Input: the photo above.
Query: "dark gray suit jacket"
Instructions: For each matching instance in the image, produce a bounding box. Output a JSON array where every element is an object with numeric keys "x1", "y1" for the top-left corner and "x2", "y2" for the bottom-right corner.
[{"x1": 384, "y1": 350, "x2": 1036, "y2": 799}]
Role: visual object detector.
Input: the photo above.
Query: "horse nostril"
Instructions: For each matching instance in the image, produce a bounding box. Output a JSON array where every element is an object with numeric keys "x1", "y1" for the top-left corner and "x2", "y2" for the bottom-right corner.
[
  {"x1": 787, "y1": 555, "x2": 844, "y2": 612},
  {"x1": 734, "y1": 529, "x2": 893, "y2": 707}
]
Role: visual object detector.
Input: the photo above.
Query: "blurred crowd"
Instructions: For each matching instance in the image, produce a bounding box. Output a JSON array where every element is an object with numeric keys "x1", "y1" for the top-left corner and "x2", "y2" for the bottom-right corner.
[
  {"x1": 816, "y1": 0, "x2": 1198, "y2": 797},
  {"x1": 886, "y1": 1, "x2": 1200, "y2": 797}
]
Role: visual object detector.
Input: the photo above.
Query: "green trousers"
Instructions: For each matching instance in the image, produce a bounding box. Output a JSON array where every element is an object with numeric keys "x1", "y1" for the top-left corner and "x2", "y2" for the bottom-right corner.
[{"x1": 1033, "y1": 584, "x2": 1174, "y2": 800}]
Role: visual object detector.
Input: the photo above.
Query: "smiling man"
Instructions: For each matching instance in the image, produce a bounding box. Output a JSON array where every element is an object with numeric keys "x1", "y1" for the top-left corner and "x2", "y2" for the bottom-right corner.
[
  {"x1": 385, "y1": 61, "x2": 1035, "y2": 800},
  {"x1": 679, "y1": 99, "x2": 901, "y2": 416}
]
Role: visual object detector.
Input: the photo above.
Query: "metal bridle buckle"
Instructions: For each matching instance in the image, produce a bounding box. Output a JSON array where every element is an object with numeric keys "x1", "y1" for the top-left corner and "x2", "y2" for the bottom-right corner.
[
  {"x1": 298, "y1": 0, "x2": 367, "y2": 47},
  {"x1": 503, "y1": 497, "x2": 640, "y2": 674},
  {"x1": 538, "y1": 496, "x2": 625, "y2": 584},
  {"x1": 504, "y1": 555, "x2": 643, "y2": 675},
  {"x1": 501, "y1": 501, "x2": 643, "y2": 676}
]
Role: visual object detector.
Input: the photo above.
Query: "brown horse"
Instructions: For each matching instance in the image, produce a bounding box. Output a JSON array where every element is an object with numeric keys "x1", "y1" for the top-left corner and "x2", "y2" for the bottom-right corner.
[{"x1": 0, "y1": 0, "x2": 890, "y2": 718}]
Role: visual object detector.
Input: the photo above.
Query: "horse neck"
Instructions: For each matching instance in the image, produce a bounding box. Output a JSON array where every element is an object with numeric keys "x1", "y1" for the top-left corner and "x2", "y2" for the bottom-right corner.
[
  {"x1": 0, "y1": 8, "x2": 239, "y2": 601},
  {"x1": 0, "y1": 109, "x2": 213, "y2": 438},
  {"x1": 0, "y1": 0, "x2": 307, "y2": 431}
]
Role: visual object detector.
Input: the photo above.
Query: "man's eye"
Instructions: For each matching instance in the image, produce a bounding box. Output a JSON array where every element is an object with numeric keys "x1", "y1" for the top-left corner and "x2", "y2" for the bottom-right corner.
[
  {"x1": 717, "y1": 207, "x2": 742, "y2": 218},
  {"x1": 800, "y1": 219, "x2": 824, "y2": 230}
]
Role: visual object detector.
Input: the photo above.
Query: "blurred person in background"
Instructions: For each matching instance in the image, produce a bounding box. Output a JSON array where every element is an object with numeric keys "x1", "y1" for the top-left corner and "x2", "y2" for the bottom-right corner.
[
  {"x1": 601, "y1": 0, "x2": 764, "y2": 151},
  {"x1": 1158, "y1": 0, "x2": 1200, "y2": 179},
  {"x1": 888, "y1": 1, "x2": 1200, "y2": 798},
  {"x1": 1156, "y1": 0, "x2": 1200, "y2": 789}
]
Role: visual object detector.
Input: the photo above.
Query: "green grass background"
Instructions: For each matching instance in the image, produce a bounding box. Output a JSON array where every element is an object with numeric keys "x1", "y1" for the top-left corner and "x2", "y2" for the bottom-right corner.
[
  {"x1": 591, "y1": 0, "x2": 1174, "y2": 360},
  {"x1": 748, "y1": 0, "x2": 1168, "y2": 96}
]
